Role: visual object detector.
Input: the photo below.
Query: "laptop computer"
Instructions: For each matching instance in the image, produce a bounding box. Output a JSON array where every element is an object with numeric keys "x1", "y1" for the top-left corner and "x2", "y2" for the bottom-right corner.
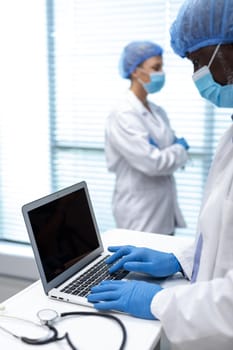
[{"x1": 22, "y1": 181, "x2": 129, "y2": 307}]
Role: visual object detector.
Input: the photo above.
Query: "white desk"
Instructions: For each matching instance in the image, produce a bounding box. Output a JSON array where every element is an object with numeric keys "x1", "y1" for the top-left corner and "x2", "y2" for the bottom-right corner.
[{"x1": 0, "y1": 229, "x2": 192, "y2": 350}]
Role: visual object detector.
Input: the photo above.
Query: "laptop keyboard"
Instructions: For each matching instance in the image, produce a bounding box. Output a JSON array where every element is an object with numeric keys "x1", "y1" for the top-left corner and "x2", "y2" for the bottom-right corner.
[{"x1": 61, "y1": 256, "x2": 128, "y2": 297}]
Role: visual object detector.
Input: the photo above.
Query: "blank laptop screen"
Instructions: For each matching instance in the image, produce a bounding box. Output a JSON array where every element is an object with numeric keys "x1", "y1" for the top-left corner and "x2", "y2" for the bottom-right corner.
[{"x1": 27, "y1": 188, "x2": 99, "y2": 283}]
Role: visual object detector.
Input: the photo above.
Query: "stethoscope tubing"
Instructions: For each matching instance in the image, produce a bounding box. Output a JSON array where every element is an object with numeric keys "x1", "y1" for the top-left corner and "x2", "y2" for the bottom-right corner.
[{"x1": 60, "y1": 311, "x2": 127, "y2": 350}]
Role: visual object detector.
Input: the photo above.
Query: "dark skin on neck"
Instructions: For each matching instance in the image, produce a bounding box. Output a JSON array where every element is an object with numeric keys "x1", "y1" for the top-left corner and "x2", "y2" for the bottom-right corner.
[{"x1": 187, "y1": 44, "x2": 233, "y2": 85}]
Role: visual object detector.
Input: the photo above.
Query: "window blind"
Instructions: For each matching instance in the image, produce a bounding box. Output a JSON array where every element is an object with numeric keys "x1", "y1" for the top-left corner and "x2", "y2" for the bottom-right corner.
[
  {"x1": 49, "y1": 0, "x2": 233, "y2": 237},
  {"x1": 0, "y1": 0, "x2": 232, "y2": 243},
  {"x1": 49, "y1": 0, "x2": 168, "y2": 234}
]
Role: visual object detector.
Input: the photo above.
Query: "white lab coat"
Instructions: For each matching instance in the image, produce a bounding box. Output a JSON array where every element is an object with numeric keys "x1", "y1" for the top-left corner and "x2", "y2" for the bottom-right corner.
[
  {"x1": 105, "y1": 90, "x2": 188, "y2": 234},
  {"x1": 152, "y1": 123, "x2": 233, "y2": 349}
]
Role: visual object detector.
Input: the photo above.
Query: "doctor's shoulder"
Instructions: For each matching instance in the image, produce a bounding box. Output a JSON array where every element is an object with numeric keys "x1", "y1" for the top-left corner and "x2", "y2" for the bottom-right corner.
[
  {"x1": 108, "y1": 96, "x2": 142, "y2": 127},
  {"x1": 107, "y1": 92, "x2": 128, "y2": 116}
]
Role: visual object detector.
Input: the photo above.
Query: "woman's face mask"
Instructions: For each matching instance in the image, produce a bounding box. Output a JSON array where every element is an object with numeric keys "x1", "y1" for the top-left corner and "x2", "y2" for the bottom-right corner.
[
  {"x1": 192, "y1": 44, "x2": 233, "y2": 108},
  {"x1": 138, "y1": 69, "x2": 165, "y2": 94}
]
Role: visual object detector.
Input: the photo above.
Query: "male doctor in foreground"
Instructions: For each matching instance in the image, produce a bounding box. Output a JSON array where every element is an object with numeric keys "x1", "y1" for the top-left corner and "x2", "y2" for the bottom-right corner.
[{"x1": 88, "y1": 0, "x2": 233, "y2": 349}]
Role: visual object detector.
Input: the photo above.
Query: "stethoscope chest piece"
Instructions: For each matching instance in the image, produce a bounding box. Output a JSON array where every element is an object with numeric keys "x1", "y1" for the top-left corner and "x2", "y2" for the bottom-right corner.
[{"x1": 37, "y1": 309, "x2": 59, "y2": 326}]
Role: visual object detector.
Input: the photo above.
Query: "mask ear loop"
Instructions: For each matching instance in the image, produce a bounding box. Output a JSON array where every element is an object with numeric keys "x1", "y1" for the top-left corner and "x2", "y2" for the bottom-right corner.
[{"x1": 208, "y1": 43, "x2": 221, "y2": 69}]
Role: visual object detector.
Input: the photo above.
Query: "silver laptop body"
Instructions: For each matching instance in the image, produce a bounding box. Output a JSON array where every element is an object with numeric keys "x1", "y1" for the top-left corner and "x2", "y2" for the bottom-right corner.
[{"x1": 22, "y1": 181, "x2": 128, "y2": 307}]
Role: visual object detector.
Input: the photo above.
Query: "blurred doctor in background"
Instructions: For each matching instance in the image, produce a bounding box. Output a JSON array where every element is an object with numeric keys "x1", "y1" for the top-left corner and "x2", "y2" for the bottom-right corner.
[
  {"x1": 105, "y1": 41, "x2": 189, "y2": 235},
  {"x1": 89, "y1": 1, "x2": 233, "y2": 349}
]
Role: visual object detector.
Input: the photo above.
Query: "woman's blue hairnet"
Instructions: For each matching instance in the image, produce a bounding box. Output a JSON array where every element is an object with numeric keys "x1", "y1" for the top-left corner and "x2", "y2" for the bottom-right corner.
[
  {"x1": 170, "y1": 0, "x2": 233, "y2": 57},
  {"x1": 119, "y1": 41, "x2": 163, "y2": 79}
]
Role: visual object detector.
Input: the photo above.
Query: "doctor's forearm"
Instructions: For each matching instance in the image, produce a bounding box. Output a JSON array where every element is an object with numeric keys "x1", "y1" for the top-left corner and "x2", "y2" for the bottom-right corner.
[{"x1": 151, "y1": 270, "x2": 233, "y2": 349}]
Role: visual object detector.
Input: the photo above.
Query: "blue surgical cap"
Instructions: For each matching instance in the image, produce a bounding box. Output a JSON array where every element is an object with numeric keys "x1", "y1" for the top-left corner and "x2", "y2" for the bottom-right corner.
[
  {"x1": 119, "y1": 41, "x2": 163, "y2": 79},
  {"x1": 170, "y1": 0, "x2": 233, "y2": 57}
]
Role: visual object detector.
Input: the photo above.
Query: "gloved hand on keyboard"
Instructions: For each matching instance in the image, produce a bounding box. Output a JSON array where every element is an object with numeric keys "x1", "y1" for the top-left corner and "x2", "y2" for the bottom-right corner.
[
  {"x1": 106, "y1": 245, "x2": 181, "y2": 278},
  {"x1": 88, "y1": 280, "x2": 162, "y2": 319}
]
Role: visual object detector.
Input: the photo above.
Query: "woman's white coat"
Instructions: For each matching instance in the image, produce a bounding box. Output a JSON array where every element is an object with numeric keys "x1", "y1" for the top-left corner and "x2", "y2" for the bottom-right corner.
[{"x1": 105, "y1": 90, "x2": 188, "y2": 234}]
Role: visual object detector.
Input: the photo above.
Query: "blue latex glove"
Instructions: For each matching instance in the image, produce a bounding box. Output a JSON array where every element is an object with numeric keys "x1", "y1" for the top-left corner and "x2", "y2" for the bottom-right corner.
[
  {"x1": 148, "y1": 136, "x2": 159, "y2": 148},
  {"x1": 174, "y1": 136, "x2": 190, "y2": 150},
  {"x1": 88, "y1": 280, "x2": 162, "y2": 319},
  {"x1": 106, "y1": 245, "x2": 181, "y2": 278}
]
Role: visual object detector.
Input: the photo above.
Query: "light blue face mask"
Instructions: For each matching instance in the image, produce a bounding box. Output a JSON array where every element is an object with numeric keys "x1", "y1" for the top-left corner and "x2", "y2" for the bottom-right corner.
[
  {"x1": 139, "y1": 71, "x2": 165, "y2": 94},
  {"x1": 192, "y1": 44, "x2": 233, "y2": 108}
]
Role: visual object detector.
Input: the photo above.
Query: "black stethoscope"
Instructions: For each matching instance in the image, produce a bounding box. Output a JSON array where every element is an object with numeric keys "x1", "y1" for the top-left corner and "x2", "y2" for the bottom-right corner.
[{"x1": 0, "y1": 308, "x2": 127, "y2": 349}]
